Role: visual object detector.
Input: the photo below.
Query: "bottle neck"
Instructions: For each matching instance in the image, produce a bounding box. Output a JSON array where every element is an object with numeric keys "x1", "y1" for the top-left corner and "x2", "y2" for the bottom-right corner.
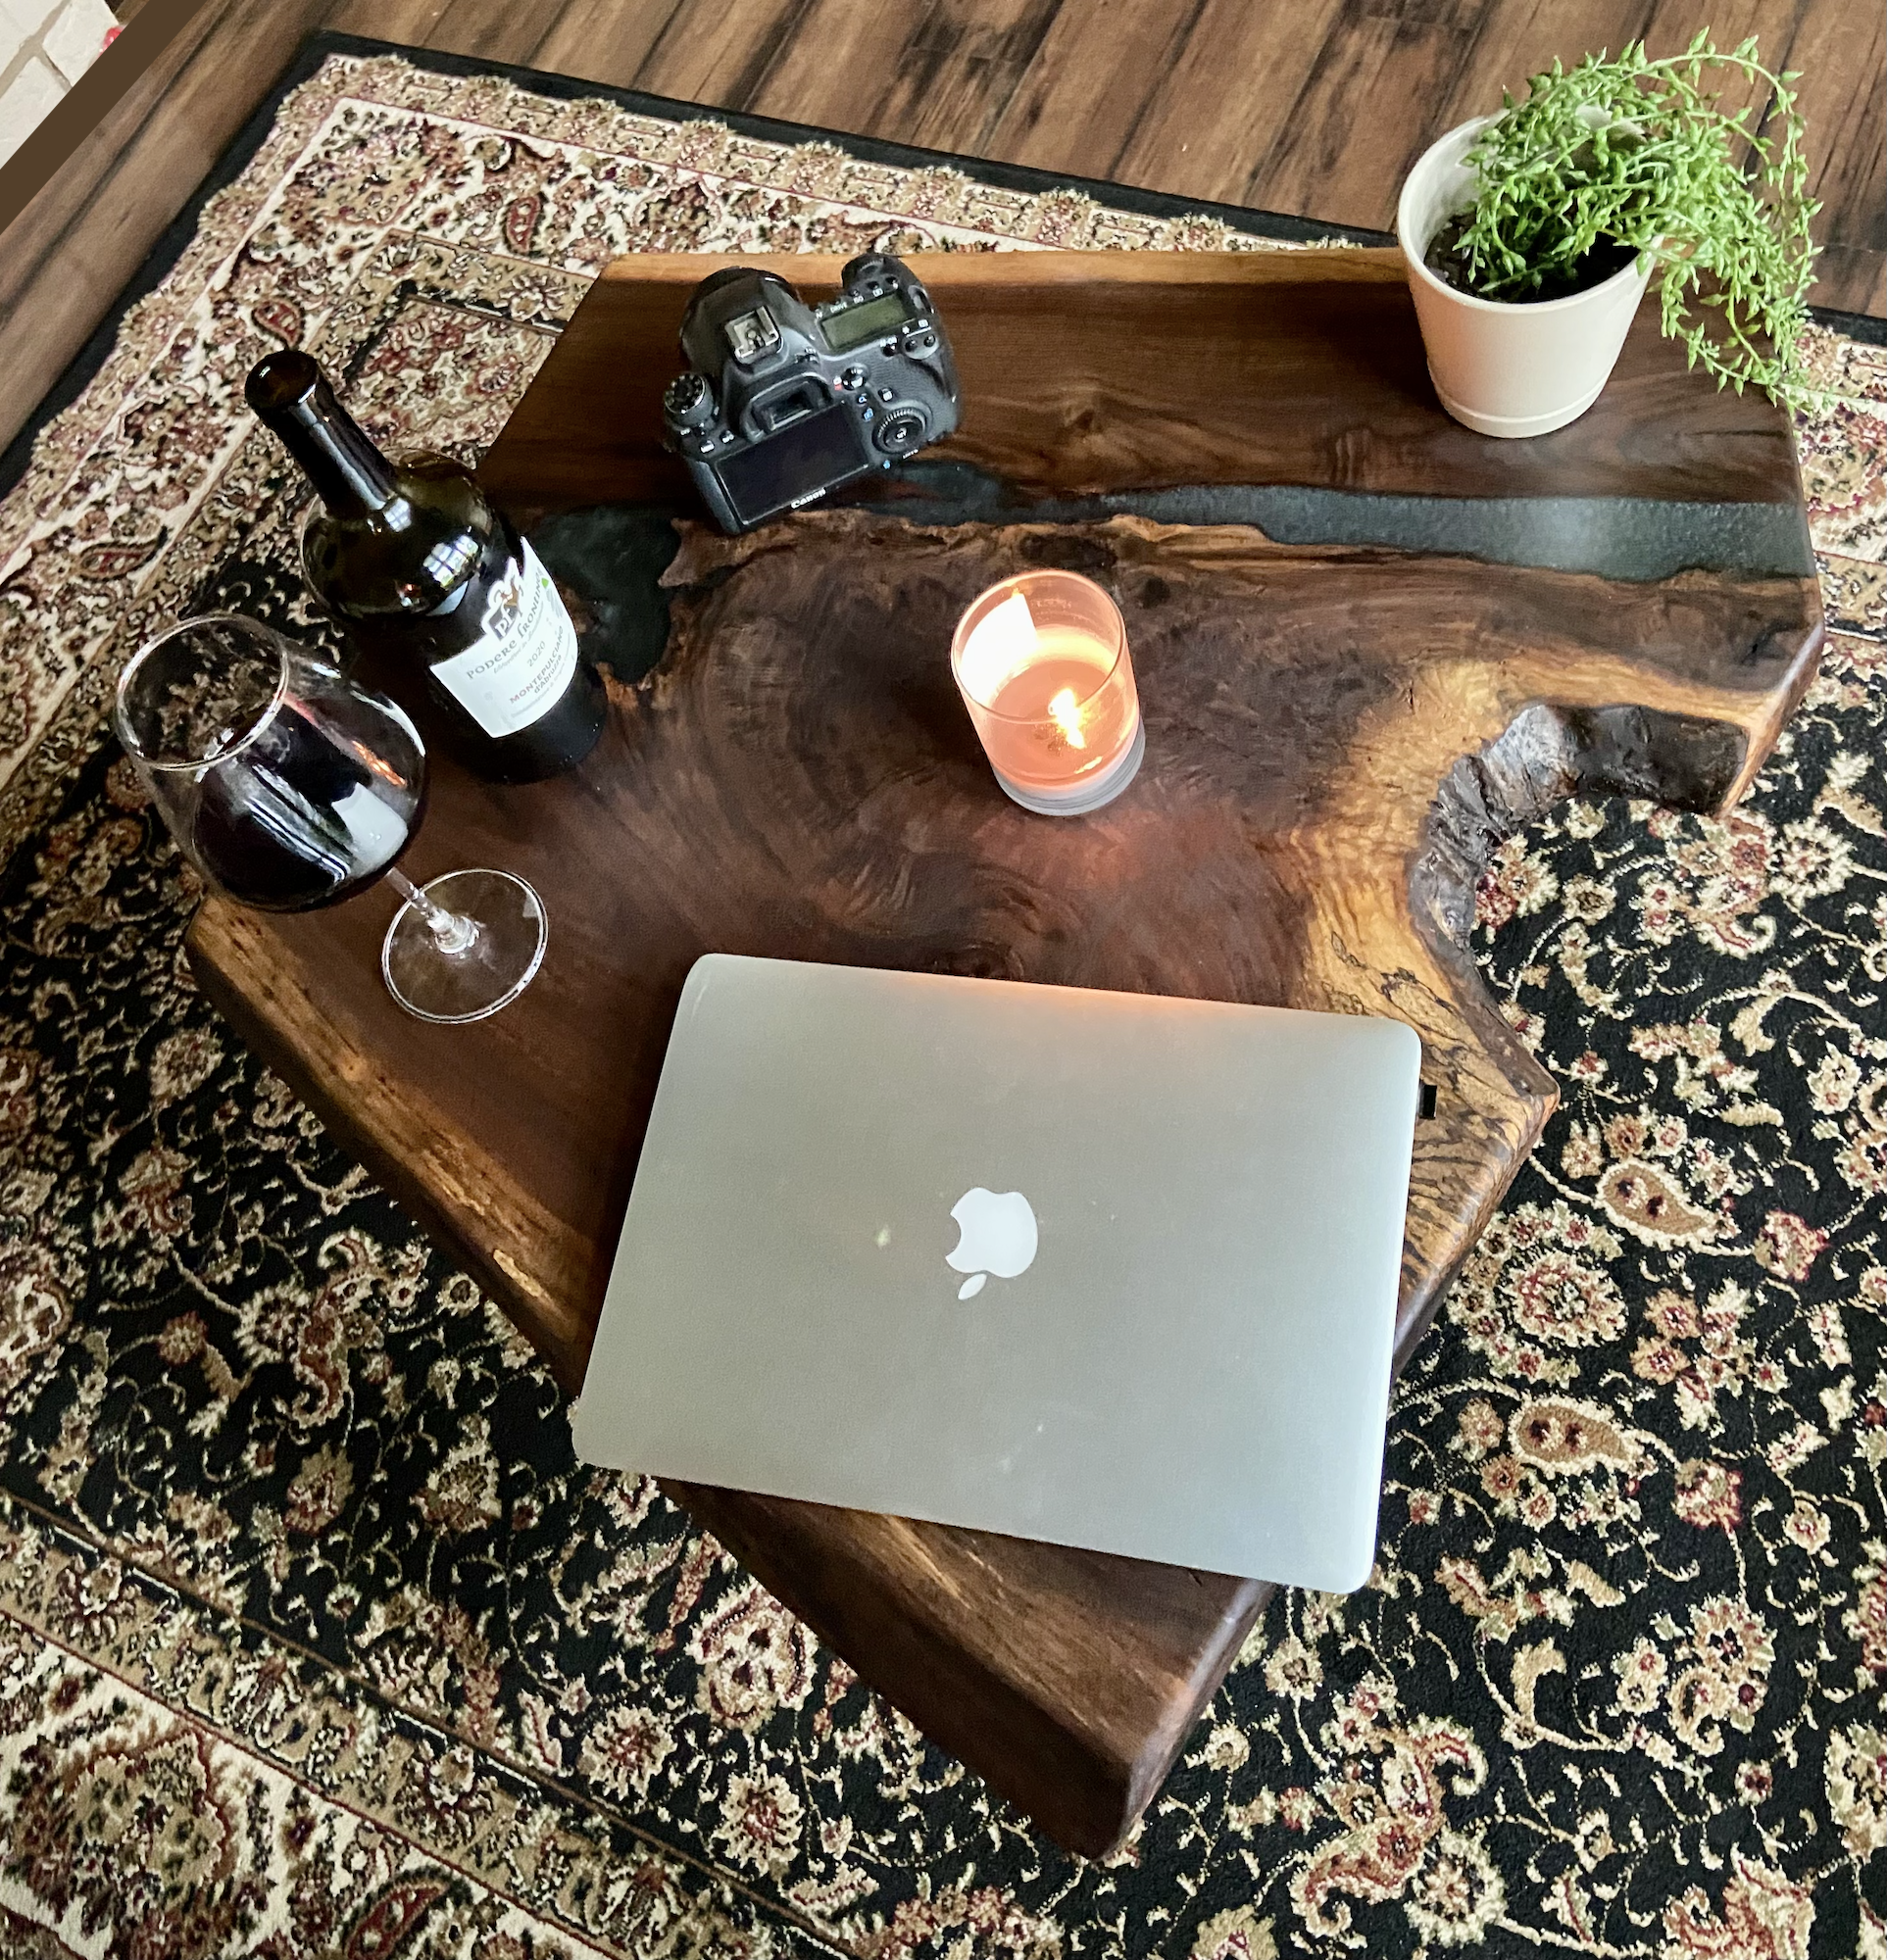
[{"x1": 248, "y1": 354, "x2": 400, "y2": 517}]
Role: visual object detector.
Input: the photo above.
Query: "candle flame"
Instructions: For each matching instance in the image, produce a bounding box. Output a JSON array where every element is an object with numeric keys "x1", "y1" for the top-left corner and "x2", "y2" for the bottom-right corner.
[{"x1": 1047, "y1": 686, "x2": 1087, "y2": 750}]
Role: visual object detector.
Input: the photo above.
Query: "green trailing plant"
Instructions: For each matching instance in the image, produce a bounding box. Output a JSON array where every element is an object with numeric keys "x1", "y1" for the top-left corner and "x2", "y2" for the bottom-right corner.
[{"x1": 1431, "y1": 32, "x2": 1820, "y2": 408}]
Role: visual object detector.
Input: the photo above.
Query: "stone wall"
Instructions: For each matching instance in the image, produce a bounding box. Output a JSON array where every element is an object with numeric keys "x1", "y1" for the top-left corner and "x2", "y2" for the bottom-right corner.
[{"x1": 0, "y1": 0, "x2": 120, "y2": 166}]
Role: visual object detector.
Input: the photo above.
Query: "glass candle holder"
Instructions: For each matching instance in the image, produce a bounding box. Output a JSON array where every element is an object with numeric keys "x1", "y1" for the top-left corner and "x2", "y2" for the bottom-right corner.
[{"x1": 950, "y1": 569, "x2": 1144, "y2": 815}]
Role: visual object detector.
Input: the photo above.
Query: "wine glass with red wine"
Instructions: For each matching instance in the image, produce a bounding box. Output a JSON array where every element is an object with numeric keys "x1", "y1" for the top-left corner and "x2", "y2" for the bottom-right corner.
[{"x1": 115, "y1": 613, "x2": 548, "y2": 1024}]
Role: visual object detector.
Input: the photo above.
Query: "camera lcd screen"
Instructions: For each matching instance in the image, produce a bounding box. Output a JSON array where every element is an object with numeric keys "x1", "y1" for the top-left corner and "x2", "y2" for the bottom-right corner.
[
  {"x1": 821, "y1": 291, "x2": 912, "y2": 352},
  {"x1": 715, "y1": 404, "x2": 873, "y2": 526}
]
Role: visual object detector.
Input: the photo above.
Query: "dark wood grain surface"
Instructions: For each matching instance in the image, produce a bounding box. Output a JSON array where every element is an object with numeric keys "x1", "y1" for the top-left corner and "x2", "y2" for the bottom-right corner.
[
  {"x1": 3, "y1": 0, "x2": 1880, "y2": 456},
  {"x1": 480, "y1": 249, "x2": 1815, "y2": 517},
  {"x1": 186, "y1": 248, "x2": 1822, "y2": 1854}
]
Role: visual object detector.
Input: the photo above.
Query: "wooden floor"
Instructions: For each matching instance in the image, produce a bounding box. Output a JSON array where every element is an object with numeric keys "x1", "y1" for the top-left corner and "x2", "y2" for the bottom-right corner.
[{"x1": 2, "y1": 0, "x2": 1882, "y2": 454}]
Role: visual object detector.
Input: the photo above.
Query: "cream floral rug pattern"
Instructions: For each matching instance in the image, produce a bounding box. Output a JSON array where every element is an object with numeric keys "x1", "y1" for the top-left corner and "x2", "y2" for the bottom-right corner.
[{"x1": 1, "y1": 37, "x2": 1886, "y2": 1960}]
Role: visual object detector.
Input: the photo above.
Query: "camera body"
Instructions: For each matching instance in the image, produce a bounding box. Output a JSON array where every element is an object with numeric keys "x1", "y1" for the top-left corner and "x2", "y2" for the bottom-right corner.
[{"x1": 662, "y1": 253, "x2": 960, "y2": 534}]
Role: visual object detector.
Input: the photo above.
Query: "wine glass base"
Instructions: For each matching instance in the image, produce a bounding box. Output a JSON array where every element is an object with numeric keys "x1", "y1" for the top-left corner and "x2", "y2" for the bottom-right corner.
[{"x1": 382, "y1": 868, "x2": 547, "y2": 1024}]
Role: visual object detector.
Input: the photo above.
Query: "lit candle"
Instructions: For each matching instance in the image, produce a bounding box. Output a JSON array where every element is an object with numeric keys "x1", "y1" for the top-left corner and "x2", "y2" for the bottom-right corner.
[{"x1": 950, "y1": 569, "x2": 1144, "y2": 815}]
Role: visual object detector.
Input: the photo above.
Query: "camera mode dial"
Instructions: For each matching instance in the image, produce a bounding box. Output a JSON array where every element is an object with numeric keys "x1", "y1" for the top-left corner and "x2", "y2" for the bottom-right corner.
[
  {"x1": 663, "y1": 372, "x2": 715, "y2": 430},
  {"x1": 873, "y1": 407, "x2": 929, "y2": 457}
]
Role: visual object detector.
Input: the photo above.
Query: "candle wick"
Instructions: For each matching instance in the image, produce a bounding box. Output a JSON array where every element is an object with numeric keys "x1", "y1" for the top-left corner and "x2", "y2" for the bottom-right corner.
[{"x1": 1047, "y1": 686, "x2": 1087, "y2": 751}]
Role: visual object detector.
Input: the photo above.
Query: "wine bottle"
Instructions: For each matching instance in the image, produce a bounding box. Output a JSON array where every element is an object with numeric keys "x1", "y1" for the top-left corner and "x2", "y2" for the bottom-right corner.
[{"x1": 244, "y1": 350, "x2": 606, "y2": 785}]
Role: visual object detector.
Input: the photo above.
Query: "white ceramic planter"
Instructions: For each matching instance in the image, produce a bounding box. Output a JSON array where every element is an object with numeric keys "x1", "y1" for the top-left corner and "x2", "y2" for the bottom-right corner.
[{"x1": 1397, "y1": 116, "x2": 1653, "y2": 438}]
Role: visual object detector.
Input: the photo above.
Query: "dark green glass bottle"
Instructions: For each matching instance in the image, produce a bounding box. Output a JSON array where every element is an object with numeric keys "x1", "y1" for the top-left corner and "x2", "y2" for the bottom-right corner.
[{"x1": 244, "y1": 350, "x2": 605, "y2": 784}]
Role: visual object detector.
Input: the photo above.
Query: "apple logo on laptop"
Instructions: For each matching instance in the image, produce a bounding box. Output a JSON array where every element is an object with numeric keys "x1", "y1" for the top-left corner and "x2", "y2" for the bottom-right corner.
[{"x1": 946, "y1": 1188, "x2": 1037, "y2": 1299}]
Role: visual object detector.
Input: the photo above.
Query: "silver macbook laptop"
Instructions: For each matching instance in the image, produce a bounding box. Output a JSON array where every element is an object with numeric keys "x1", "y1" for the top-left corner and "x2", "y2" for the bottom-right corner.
[{"x1": 572, "y1": 955, "x2": 1421, "y2": 1589}]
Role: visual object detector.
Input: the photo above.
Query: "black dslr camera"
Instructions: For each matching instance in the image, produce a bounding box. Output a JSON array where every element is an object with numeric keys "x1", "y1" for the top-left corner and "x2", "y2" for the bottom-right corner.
[{"x1": 662, "y1": 253, "x2": 960, "y2": 534}]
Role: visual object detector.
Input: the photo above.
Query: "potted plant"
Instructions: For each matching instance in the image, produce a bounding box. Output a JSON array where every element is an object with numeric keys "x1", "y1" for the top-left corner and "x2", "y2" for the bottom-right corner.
[{"x1": 1396, "y1": 32, "x2": 1818, "y2": 438}]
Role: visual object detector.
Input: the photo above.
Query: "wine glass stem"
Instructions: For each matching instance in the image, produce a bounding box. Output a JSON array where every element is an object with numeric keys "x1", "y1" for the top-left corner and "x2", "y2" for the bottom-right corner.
[{"x1": 386, "y1": 867, "x2": 480, "y2": 956}]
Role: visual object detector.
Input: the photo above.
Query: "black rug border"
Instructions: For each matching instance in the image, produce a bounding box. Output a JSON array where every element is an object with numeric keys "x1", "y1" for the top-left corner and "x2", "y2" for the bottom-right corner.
[{"x1": 6, "y1": 24, "x2": 1880, "y2": 508}]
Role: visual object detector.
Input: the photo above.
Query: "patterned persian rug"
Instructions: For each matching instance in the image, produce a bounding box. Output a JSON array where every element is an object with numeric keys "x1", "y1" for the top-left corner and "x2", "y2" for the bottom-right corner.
[{"x1": 1, "y1": 32, "x2": 1885, "y2": 1960}]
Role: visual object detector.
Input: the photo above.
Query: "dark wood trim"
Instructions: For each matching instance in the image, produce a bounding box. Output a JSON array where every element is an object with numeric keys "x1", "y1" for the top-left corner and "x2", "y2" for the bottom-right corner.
[
  {"x1": 0, "y1": 0, "x2": 218, "y2": 233},
  {"x1": 0, "y1": 1, "x2": 337, "y2": 473}
]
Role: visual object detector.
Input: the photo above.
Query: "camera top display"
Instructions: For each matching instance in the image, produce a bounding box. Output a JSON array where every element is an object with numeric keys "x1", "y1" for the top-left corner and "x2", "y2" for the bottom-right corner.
[{"x1": 662, "y1": 253, "x2": 961, "y2": 534}]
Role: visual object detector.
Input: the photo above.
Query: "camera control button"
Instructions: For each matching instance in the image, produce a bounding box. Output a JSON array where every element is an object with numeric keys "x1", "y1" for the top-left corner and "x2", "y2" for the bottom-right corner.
[
  {"x1": 877, "y1": 387, "x2": 895, "y2": 402},
  {"x1": 663, "y1": 372, "x2": 715, "y2": 429},
  {"x1": 840, "y1": 365, "x2": 867, "y2": 390},
  {"x1": 874, "y1": 408, "x2": 927, "y2": 456}
]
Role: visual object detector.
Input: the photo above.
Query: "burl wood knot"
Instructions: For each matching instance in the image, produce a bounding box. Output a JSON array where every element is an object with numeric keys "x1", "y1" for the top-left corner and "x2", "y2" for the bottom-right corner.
[{"x1": 656, "y1": 508, "x2": 1820, "y2": 1364}]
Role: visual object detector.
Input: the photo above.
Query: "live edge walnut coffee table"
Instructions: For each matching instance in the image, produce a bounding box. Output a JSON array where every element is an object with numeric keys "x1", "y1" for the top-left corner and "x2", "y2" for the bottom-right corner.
[{"x1": 186, "y1": 250, "x2": 1822, "y2": 1856}]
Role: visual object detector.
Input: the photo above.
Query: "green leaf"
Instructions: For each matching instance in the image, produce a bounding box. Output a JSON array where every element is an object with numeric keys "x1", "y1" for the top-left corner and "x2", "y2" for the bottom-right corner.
[{"x1": 1438, "y1": 32, "x2": 1820, "y2": 408}]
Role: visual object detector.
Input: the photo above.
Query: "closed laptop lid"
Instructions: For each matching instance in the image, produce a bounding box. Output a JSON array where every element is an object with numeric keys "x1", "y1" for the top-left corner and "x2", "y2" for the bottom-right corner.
[{"x1": 573, "y1": 954, "x2": 1421, "y2": 1589}]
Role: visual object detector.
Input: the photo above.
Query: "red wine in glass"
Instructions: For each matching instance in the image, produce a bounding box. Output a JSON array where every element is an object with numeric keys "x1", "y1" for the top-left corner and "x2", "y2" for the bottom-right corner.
[
  {"x1": 116, "y1": 613, "x2": 548, "y2": 1023},
  {"x1": 188, "y1": 694, "x2": 429, "y2": 909}
]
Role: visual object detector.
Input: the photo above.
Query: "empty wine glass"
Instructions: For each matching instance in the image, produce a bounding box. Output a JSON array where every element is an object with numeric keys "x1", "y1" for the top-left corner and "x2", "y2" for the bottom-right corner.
[{"x1": 115, "y1": 613, "x2": 547, "y2": 1024}]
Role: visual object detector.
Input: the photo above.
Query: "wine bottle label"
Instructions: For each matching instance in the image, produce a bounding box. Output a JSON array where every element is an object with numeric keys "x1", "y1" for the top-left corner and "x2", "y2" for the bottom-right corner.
[{"x1": 427, "y1": 540, "x2": 578, "y2": 739}]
